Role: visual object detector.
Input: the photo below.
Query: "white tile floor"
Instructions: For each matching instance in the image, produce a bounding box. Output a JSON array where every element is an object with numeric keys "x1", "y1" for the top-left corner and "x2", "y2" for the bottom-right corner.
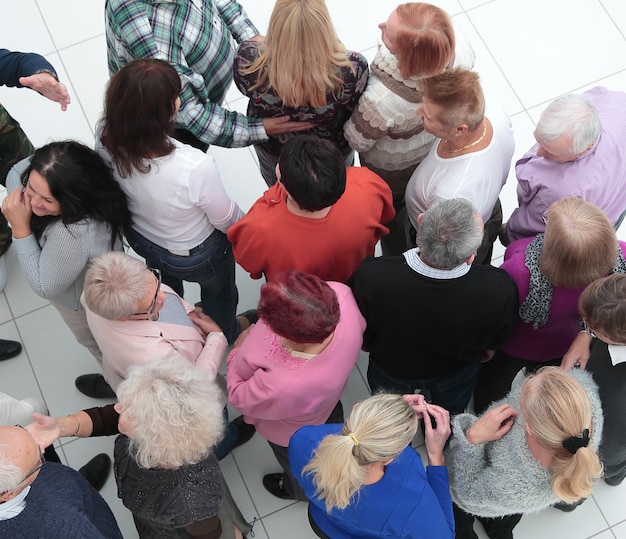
[{"x1": 0, "y1": 0, "x2": 625, "y2": 537}]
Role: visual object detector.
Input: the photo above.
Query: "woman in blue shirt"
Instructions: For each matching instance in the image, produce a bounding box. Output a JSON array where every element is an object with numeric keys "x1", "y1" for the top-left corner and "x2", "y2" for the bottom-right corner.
[{"x1": 289, "y1": 393, "x2": 454, "y2": 539}]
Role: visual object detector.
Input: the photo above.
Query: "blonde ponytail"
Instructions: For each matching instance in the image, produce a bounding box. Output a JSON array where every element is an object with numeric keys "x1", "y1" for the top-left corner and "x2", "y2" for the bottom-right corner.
[
  {"x1": 522, "y1": 367, "x2": 603, "y2": 503},
  {"x1": 303, "y1": 394, "x2": 417, "y2": 511}
]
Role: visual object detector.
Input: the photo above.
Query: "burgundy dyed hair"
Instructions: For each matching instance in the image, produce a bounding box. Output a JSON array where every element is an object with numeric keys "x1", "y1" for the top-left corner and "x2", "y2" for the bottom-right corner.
[
  {"x1": 100, "y1": 58, "x2": 181, "y2": 177},
  {"x1": 258, "y1": 270, "x2": 340, "y2": 343}
]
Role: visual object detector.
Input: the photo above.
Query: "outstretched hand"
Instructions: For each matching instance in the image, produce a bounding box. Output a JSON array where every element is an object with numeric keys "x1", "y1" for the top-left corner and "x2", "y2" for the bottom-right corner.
[
  {"x1": 466, "y1": 403, "x2": 518, "y2": 445},
  {"x1": 25, "y1": 413, "x2": 62, "y2": 451},
  {"x1": 19, "y1": 73, "x2": 71, "y2": 111}
]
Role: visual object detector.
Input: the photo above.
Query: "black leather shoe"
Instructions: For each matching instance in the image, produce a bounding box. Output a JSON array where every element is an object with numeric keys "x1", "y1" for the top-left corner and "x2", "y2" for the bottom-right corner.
[
  {"x1": 218, "y1": 416, "x2": 256, "y2": 460},
  {"x1": 262, "y1": 473, "x2": 295, "y2": 500},
  {"x1": 78, "y1": 453, "x2": 111, "y2": 492},
  {"x1": 553, "y1": 498, "x2": 586, "y2": 512},
  {"x1": 237, "y1": 309, "x2": 258, "y2": 326},
  {"x1": 0, "y1": 339, "x2": 22, "y2": 361},
  {"x1": 605, "y1": 475, "x2": 625, "y2": 487},
  {"x1": 75, "y1": 374, "x2": 116, "y2": 399},
  {"x1": 231, "y1": 415, "x2": 256, "y2": 449}
]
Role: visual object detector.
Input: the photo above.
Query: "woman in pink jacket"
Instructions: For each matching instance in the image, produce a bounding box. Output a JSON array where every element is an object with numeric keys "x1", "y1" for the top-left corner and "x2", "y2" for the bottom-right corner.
[{"x1": 227, "y1": 270, "x2": 366, "y2": 501}]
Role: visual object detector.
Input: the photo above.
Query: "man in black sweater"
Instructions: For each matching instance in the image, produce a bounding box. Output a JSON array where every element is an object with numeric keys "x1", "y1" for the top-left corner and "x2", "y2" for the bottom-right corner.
[{"x1": 349, "y1": 198, "x2": 518, "y2": 415}]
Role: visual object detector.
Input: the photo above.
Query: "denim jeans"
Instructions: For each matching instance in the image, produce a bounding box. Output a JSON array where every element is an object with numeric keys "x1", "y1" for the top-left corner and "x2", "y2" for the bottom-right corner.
[
  {"x1": 214, "y1": 406, "x2": 238, "y2": 460},
  {"x1": 127, "y1": 228, "x2": 240, "y2": 343},
  {"x1": 367, "y1": 359, "x2": 481, "y2": 416}
]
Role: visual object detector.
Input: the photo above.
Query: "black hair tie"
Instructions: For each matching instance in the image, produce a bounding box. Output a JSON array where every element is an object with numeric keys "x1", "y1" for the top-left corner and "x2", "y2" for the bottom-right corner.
[{"x1": 562, "y1": 428, "x2": 590, "y2": 455}]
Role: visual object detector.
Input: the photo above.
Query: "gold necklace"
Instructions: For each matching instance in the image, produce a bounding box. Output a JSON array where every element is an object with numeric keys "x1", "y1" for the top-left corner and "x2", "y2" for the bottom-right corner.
[{"x1": 443, "y1": 120, "x2": 487, "y2": 153}]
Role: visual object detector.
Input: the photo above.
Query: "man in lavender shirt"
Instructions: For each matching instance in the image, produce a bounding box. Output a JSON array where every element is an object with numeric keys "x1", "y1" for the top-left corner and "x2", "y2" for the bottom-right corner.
[{"x1": 501, "y1": 87, "x2": 626, "y2": 245}]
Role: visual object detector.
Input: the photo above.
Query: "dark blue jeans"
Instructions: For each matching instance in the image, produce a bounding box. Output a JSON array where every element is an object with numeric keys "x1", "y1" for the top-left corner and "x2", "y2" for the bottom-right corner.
[
  {"x1": 214, "y1": 406, "x2": 238, "y2": 460},
  {"x1": 367, "y1": 360, "x2": 481, "y2": 416},
  {"x1": 127, "y1": 228, "x2": 240, "y2": 343}
]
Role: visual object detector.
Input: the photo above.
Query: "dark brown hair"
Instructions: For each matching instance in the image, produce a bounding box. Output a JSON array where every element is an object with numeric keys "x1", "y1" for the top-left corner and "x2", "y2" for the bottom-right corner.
[{"x1": 100, "y1": 58, "x2": 181, "y2": 177}]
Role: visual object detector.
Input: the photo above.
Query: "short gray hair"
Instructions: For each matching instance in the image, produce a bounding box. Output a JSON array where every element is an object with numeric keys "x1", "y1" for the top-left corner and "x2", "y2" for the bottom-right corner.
[
  {"x1": 83, "y1": 252, "x2": 154, "y2": 320},
  {"x1": 117, "y1": 355, "x2": 225, "y2": 469},
  {"x1": 0, "y1": 444, "x2": 23, "y2": 494},
  {"x1": 535, "y1": 94, "x2": 601, "y2": 154},
  {"x1": 417, "y1": 198, "x2": 483, "y2": 269}
]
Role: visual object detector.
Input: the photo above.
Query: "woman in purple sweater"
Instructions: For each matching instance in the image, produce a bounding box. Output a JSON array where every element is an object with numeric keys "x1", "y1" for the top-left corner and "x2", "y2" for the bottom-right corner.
[{"x1": 474, "y1": 197, "x2": 626, "y2": 412}]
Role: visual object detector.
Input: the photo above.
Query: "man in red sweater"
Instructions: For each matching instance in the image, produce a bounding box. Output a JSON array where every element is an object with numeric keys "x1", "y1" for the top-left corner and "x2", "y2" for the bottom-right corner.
[{"x1": 228, "y1": 135, "x2": 394, "y2": 283}]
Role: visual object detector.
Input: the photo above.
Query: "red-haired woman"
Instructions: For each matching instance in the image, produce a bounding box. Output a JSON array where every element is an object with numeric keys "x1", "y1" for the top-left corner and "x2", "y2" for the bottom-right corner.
[
  {"x1": 226, "y1": 270, "x2": 365, "y2": 501},
  {"x1": 344, "y1": 2, "x2": 475, "y2": 255}
]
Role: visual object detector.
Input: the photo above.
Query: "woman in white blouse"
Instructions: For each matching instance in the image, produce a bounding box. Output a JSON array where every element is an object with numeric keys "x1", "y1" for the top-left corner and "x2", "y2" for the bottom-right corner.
[{"x1": 98, "y1": 58, "x2": 245, "y2": 343}]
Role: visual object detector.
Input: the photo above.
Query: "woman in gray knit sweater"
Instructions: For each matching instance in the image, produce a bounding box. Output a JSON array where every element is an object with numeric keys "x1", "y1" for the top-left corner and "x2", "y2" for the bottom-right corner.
[
  {"x1": 447, "y1": 367, "x2": 603, "y2": 538},
  {"x1": 2, "y1": 141, "x2": 132, "y2": 397}
]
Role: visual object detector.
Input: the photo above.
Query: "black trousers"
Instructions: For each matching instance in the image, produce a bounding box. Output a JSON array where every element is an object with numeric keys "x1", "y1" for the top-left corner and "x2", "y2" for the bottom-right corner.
[
  {"x1": 268, "y1": 400, "x2": 344, "y2": 501},
  {"x1": 453, "y1": 503, "x2": 523, "y2": 539}
]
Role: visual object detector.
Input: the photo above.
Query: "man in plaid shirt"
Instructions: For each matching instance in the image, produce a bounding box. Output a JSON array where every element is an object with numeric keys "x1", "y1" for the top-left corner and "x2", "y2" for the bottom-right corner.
[{"x1": 106, "y1": 0, "x2": 310, "y2": 150}]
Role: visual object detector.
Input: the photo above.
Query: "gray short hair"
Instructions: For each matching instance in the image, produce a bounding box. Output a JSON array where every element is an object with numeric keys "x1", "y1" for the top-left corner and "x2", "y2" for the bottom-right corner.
[
  {"x1": 83, "y1": 252, "x2": 154, "y2": 320},
  {"x1": 117, "y1": 355, "x2": 225, "y2": 469},
  {"x1": 535, "y1": 94, "x2": 601, "y2": 154},
  {"x1": 0, "y1": 444, "x2": 23, "y2": 494},
  {"x1": 417, "y1": 198, "x2": 483, "y2": 269}
]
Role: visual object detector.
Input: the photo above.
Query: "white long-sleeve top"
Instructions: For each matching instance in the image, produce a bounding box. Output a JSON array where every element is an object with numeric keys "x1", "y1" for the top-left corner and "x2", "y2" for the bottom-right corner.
[{"x1": 97, "y1": 138, "x2": 244, "y2": 251}]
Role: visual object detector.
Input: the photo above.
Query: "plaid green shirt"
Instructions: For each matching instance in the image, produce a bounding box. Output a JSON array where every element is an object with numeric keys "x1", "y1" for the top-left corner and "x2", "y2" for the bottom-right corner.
[{"x1": 105, "y1": 0, "x2": 266, "y2": 147}]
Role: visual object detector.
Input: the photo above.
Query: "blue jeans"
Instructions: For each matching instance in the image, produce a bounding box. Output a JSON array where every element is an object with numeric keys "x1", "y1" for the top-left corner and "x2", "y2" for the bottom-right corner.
[
  {"x1": 127, "y1": 229, "x2": 240, "y2": 343},
  {"x1": 214, "y1": 407, "x2": 238, "y2": 460},
  {"x1": 367, "y1": 360, "x2": 481, "y2": 416}
]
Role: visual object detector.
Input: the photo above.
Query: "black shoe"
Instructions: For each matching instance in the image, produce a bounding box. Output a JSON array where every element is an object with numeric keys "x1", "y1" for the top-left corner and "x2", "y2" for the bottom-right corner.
[
  {"x1": 0, "y1": 339, "x2": 22, "y2": 361},
  {"x1": 78, "y1": 453, "x2": 111, "y2": 492},
  {"x1": 237, "y1": 309, "x2": 258, "y2": 326},
  {"x1": 604, "y1": 475, "x2": 625, "y2": 487},
  {"x1": 75, "y1": 374, "x2": 116, "y2": 399},
  {"x1": 263, "y1": 473, "x2": 295, "y2": 500},
  {"x1": 553, "y1": 498, "x2": 586, "y2": 512},
  {"x1": 218, "y1": 416, "x2": 256, "y2": 461}
]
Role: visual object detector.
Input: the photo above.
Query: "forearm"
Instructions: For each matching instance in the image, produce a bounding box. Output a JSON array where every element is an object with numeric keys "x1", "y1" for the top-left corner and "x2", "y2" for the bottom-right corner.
[
  {"x1": 0, "y1": 49, "x2": 56, "y2": 87},
  {"x1": 14, "y1": 231, "x2": 86, "y2": 300},
  {"x1": 216, "y1": 0, "x2": 259, "y2": 42},
  {"x1": 57, "y1": 411, "x2": 94, "y2": 438},
  {"x1": 178, "y1": 83, "x2": 266, "y2": 148}
]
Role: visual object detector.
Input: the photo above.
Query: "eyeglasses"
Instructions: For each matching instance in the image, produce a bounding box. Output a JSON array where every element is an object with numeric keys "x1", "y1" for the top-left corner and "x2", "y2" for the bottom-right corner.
[
  {"x1": 0, "y1": 426, "x2": 45, "y2": 494},
  {"x1": 583, "y1": 320, "x2": 597, "y2": 339},
  {"x1": 131, "y1": 268, "x2": 162, "y2": 318}
]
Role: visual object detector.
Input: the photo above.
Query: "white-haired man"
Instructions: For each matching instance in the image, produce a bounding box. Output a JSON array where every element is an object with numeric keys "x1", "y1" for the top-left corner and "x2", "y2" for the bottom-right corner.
[
  {"x1": 0, "y1": 425, "x2": 122, "y2": 538},
  {"x1": 501, "y1": 87, "x2": 626, "y2": 245}
]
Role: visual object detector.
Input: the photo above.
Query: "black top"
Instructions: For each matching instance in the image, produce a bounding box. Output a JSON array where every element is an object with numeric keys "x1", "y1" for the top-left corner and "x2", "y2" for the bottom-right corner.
[
  {"x1": 349, "y1": 256, "x2": 519, "y2": 379},
  {"x1": 586, "y1": 339, "x2": 626, "y2": 471}
]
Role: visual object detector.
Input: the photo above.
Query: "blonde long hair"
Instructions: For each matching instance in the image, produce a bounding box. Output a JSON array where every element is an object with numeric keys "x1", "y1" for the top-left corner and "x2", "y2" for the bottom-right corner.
[
  {"x1": 522, "y1": 368, "x2": 603, "y2": 503},
  {"x1": 540, "y1": 197, "x2": 617, "y2": 288},
  {"x1": 243, "y1": 0, "x2": 352, "y2": 107},
  {"x1": 303, "y1": 394, "x2": 417, "y2": 511}
]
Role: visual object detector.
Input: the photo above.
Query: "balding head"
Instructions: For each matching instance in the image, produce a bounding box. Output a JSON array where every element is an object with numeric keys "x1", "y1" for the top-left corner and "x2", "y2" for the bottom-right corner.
[{"x1": 0, "y1": 426, "x2": 43, "y2": 501}]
